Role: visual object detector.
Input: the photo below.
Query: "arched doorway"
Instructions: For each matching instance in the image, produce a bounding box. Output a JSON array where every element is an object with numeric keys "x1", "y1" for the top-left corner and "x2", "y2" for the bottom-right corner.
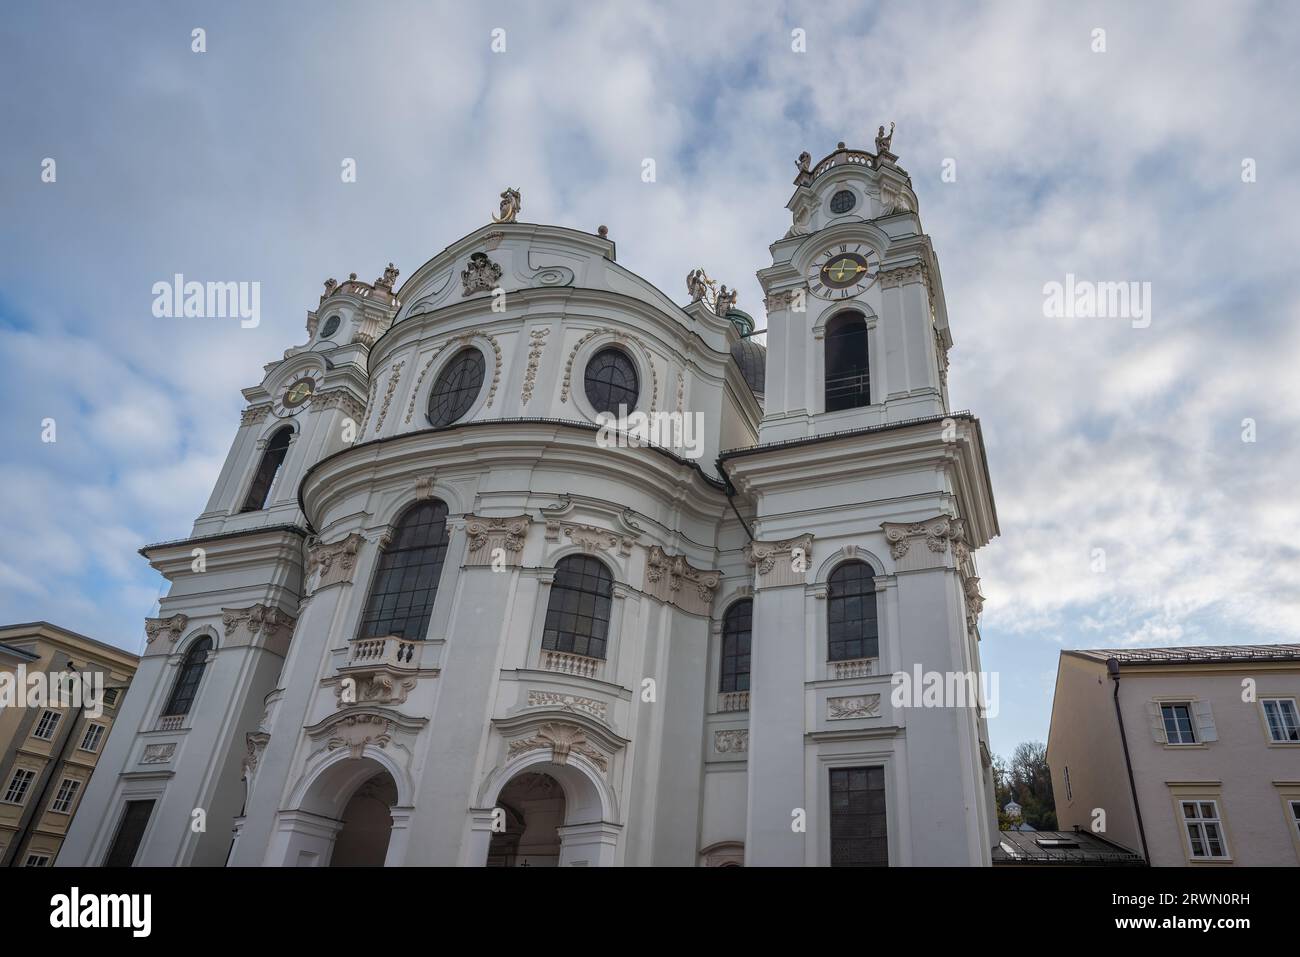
[
  {"x1": 487, "y1": 772, "x2": 566, "y2": 867},
  {"x1": 330, "y1": 771, "x2": 397, "y2": 867},
  {"x1": 269, "y1": 753, "x2": 409, "y2": 867},
  {"x1": 479, "y1": 751, "x2": 621, "y2": 867}
]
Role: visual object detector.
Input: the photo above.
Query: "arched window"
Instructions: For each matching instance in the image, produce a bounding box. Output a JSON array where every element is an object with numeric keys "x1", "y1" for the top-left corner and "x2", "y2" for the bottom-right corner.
[
  {"x1": 163, "y1": 636, "x2": 212, "y2": 717},
  {"x1": 358, "y1": 500, "x2": 451, "y2": 641},
  {"x1": 584, "y1": 348, "x2": 639, "y2": 415},
  {"x1": 824, "y1": 312, "x2": 870, "y2": 411},
  {"x1": 542, "y1": 555, "x2": 614, "y2": 660},
  {"x1": 827, "y1": 561, "x2": 878, "y2": 661},
  {"x1": 427, "y1": 348, "x2": 485, "y2": 428},
  {"x1": 241, "y1": 426, "x2": 292, "y2": 512},
  {"x1": 720, "y1": 599, "x2": 752, "y2": 693}
]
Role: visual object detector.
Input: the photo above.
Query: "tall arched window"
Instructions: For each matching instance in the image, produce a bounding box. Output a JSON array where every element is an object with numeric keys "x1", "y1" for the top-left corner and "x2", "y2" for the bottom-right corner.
[
  {"x1": 241, "y1": 426, "x2": 293, "y2": 512},
  {"x1": 358, "y1": 500, "x2": 451, "y2": 641},
  {"x1": 827, "y1": 561, "x2": 879, "y2": 661},
  {"x1": 824, "y1": 312, "x2": 870, "y2": 412},
  {"x1": 720, "y1": 599, "x2": 752, "y2": 693},
  {"x1": 542, "y1": 556, "x2": 614, "y2": 660},
  {"x1": 163, "y1": 636, "x2": 212, "y2": 717}
]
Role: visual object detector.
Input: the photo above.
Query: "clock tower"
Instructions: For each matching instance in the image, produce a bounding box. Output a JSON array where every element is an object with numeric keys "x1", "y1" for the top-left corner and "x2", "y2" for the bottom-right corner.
[{"x1": 721, "y1": 132, "x2": 1001, "y2": 865}]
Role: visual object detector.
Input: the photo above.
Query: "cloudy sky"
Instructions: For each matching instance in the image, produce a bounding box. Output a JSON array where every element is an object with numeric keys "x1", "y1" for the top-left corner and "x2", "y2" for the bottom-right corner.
[{"x1": 2, "y1": 1, "x2": 1297, "y2": 756}]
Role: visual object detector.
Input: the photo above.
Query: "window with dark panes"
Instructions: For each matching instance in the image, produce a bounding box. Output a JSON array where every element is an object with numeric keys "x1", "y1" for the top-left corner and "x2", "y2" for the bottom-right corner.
[
  {"x1": 104, "y1": 800, "x2": 155, "y2": 867},
  {"x1": 163, "y1": 637, "x2": 212, "y2": 717},
  {"x1": 584, "y1": 348, "x2": 639, "y2": 414},
  {"x1": 824, "y1": 312, "x2": 870, "y2": 411},
  {"x1": 827, "y1": 561, "x2": 878, "y2": 661},
  {"x1": 830, "y1": 766, "x2": 888, "y2": 866},
  {"x1": 241, "y1": 426, "x2": 292, "y2": 512},
  {"x1": 427, "y1": 348, "x2": 485, "y2": 427},
  {"x1": 720, "y1": 600, "x2": 752, "y2": 693},
  {"x1": 542, "y1": 556, "x2": 614, "y2": 659},
  {"x1": 358, "y1": 500, "x2": 451, "y2": 641}
]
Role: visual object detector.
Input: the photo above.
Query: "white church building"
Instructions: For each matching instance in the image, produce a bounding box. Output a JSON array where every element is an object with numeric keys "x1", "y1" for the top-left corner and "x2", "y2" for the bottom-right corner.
[{"x1": 59, "y1": 134, "x2": 1001, "y2": 867}]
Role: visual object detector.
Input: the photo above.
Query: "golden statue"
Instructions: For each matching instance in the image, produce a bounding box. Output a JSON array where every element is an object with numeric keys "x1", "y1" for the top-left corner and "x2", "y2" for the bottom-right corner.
[{"x1": 492, "y1": 187, "x2": 522, "y2": 224}]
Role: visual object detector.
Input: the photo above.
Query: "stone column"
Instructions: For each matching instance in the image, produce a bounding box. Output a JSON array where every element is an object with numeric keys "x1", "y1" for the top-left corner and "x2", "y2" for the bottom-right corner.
[{"x1": 742, "y1": 534, "x2": 813, "y2": 866}]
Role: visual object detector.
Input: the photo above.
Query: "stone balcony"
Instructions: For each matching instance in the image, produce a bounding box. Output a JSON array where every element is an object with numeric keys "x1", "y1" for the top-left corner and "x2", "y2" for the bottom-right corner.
[
  {"x1": 830, "y1": 657, "x2": 877, "y2": 680},
  {"x1": 718, "y1": 690, "x2": 750, "y2": 713},
  {"x1": 336, "y1": 635, "x2": 428, "y2": 706},
  {"x1": 542, "y1": 650, "x2": 603, "y2": 680}
]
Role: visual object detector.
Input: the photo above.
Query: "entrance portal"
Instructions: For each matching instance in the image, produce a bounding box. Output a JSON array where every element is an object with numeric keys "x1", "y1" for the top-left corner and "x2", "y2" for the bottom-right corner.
[
  {"x1": 487, "y1": 772, "x2": 565, "y2": 867},
  {"x1": 329, "y1": 770, "x2": 397, "y2": 867}
]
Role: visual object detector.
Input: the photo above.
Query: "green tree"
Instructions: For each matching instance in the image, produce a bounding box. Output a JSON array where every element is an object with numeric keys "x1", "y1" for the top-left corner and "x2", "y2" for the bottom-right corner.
[{"x1": 995, "y1": 741, "x2": 1057, "y2": 830}]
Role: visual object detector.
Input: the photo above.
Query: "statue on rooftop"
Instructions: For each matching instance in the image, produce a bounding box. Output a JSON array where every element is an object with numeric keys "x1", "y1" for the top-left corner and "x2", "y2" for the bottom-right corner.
[
  {"x1": 492, "y1": 187, "x2": 522, "y2": 224},
  {"x1": 686, "y1": 267, "x2": 715, "y2": 304},
  {"x1": 875, "y1": 122, "x2": 895, "y2": 154}
]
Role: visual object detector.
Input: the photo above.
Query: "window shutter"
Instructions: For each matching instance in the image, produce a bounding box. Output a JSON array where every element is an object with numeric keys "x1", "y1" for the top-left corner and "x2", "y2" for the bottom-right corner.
[
  {"x1": 1192, "y1": 701, "x2": 1218, "y2": 742},
  {"x1": 1147, "y1": 701, "x2": 1167, "y2": 743}
]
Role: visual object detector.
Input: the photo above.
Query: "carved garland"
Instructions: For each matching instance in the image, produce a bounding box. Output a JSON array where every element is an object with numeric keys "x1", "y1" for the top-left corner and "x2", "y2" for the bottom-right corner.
[
  {"x1": 356, "y1": 374, "x2": 382, "y2": 441},
  {"x1": 466, "y1": 516, "x2": 529, "y2": 553},
  {"x1": 144, "y1": 613, "x2": 189, "y2": 646},
  {"x1": 507, "y1": 722, "x2": 608, "y2": 771},
  {"x1": 521, "y1": 328, "x2": 550, "y2": 405},
  {"x1": 371, "y1": 360, "x2": 407, "y2": 436},
  {"x1": 646, "y1": 545, "x2": 721, "y2": 603}
]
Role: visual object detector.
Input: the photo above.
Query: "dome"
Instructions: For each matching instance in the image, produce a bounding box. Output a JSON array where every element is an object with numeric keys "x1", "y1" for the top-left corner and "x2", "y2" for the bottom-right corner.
[{"x1": 730, "y1": 337, "x2": 766, "y2": 397}]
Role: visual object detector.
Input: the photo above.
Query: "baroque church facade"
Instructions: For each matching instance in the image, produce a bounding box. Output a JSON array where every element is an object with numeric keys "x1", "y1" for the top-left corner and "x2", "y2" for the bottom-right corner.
[{"x1": 59, "y1": 134, "x2": 1001, "y2": 867}]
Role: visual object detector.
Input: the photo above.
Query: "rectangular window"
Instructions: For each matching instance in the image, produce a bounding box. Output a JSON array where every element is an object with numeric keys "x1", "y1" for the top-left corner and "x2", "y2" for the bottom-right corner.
[
  {"x1": 103, "y1": 800, "x2": 155, "y2": 867},
  {"x1": 1182, "y1": 800, "x2": 1228, "y2": 859},
  {"x1": 1290, "y1": 800, "x2": 1300, "y2": 841},
  {"x1": 3, "y1": 769, "x2": 37, "y2": 805},
  {"x1": 829, "y1": 766, "x2": 888, "y2": 867},
  {"x1": 79, "y1": 723, "x2": 106, "y2": 752},
  {"x1": 24, "y1": 854, "x2": 51, "y2": 867},
  {"x1": 50, "y1": 778, "x2": 81, "y2": 814},
  {"x1": 33, "y1": 710, "x2": 61, "y2": 740},
  {"x1": 1161, "y1": 703, "x2": 1197, "y2": 744},
  {"x1": 1064, "y1": 766, "x2": 1073, "y2": 802},
  {"x1": 1262, "y1": 698, "x2": 1300, "y2": 743},
  {"x1": 103, "y1": 688, "x2": 120, "y2": 707}
]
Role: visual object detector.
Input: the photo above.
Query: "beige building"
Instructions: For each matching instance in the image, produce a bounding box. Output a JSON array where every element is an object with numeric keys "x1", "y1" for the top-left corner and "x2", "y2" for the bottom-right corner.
[
  {"x1": 1047, "y1": 645, "x2": 1300, "y2": 867},
  {"x1": 0, "y1": 622, "x2": 138, "y2": 866}
]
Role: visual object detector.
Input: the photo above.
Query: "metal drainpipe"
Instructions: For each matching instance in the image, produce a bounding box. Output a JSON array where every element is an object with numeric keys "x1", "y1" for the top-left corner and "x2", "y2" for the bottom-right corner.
[
  {"x1": 715, "y1": 459, "x2": 754, "y2": 541},
  {"x1": 1108, "y1": 657, "x2": 1151, "y2": 866}
]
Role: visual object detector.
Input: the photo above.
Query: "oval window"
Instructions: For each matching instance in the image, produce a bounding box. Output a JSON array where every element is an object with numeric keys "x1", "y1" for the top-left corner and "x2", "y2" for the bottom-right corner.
[
  {"x1": 427, "y1": 349, "x2": 485, "y2": 427},
  {"x1": 584, "y1": 348, "x2": 639, "y2": 415}
]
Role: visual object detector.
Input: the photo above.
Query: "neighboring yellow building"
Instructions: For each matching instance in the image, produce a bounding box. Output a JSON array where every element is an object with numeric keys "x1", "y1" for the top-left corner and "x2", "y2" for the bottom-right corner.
[
  {"x1": 1048, "y1": 644, "x2": 1300, "y2": 867},
  {"x1": 0, "y1": 622, "x2": 138, "y2": 867}
]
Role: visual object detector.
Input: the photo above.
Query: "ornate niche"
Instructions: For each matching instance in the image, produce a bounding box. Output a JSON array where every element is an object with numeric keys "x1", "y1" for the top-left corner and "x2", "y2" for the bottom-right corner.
[
  {"x1": 303, "y1": 707, "x2": 426, "y2": 763},
  {"x1": 461, "y1": 252, "x2": 503, "y2": 296},
  {"x1": 879, "y1": 514, "x2": 967, "y2": 572},
  {"x1": 144, "y1": 613, "x2": 189, "y2": 652},
  {"x1": 742, "y1": 533, "x2": 814, "y2": 588},
  {"x1": 305, "y1": 532, "x2": 364, "y2": 592},
  {"x1": 544, "y1": 520, "x2": 636, "y2": 558},
  {"x1": 464, "y1": 514, "x2": 530, "y2": 568},
  {"x1": 221, "y1": 604, "x2": 297, "y2": 657},
  {"x1": 643, "y1": 545, "x2": 721, "y2": 616},
  {"x1": 495, "y1": 712, "x2": 627, "y2": 778}
]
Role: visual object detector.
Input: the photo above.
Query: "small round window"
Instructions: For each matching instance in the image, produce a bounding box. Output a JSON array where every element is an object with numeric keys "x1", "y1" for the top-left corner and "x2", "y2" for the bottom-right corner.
[
  {"x1": 829, "y1": 190, "x2": 856, "y2": 214},
  {"x1": 320, "y1": 315, "x2": 341, "y2": 338},
  {"x1": 584, "y1": 348, "x2": 639, "y2": 415},
  {"x1": 427, "y1": 349, "x2": 485, "y2": 427}
]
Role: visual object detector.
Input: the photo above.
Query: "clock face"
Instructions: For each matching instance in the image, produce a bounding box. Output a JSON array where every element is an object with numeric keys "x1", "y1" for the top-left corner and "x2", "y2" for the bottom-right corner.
[
  {"x1": 807, "y1": 244, "x2": 880, "y2": 300},
  {"x1": 273, "y1": 369, "x2": 324, "y2": 417}
]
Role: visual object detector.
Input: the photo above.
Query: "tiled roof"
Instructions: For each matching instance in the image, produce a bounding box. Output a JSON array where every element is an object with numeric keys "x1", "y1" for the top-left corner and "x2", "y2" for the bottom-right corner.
[
  {"x1": 992, "y1": 829, "x2": 1144, "y2": 866},
  {"x1": 1066, "y1": 644, "x2": 1300, "y2": 665}
]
